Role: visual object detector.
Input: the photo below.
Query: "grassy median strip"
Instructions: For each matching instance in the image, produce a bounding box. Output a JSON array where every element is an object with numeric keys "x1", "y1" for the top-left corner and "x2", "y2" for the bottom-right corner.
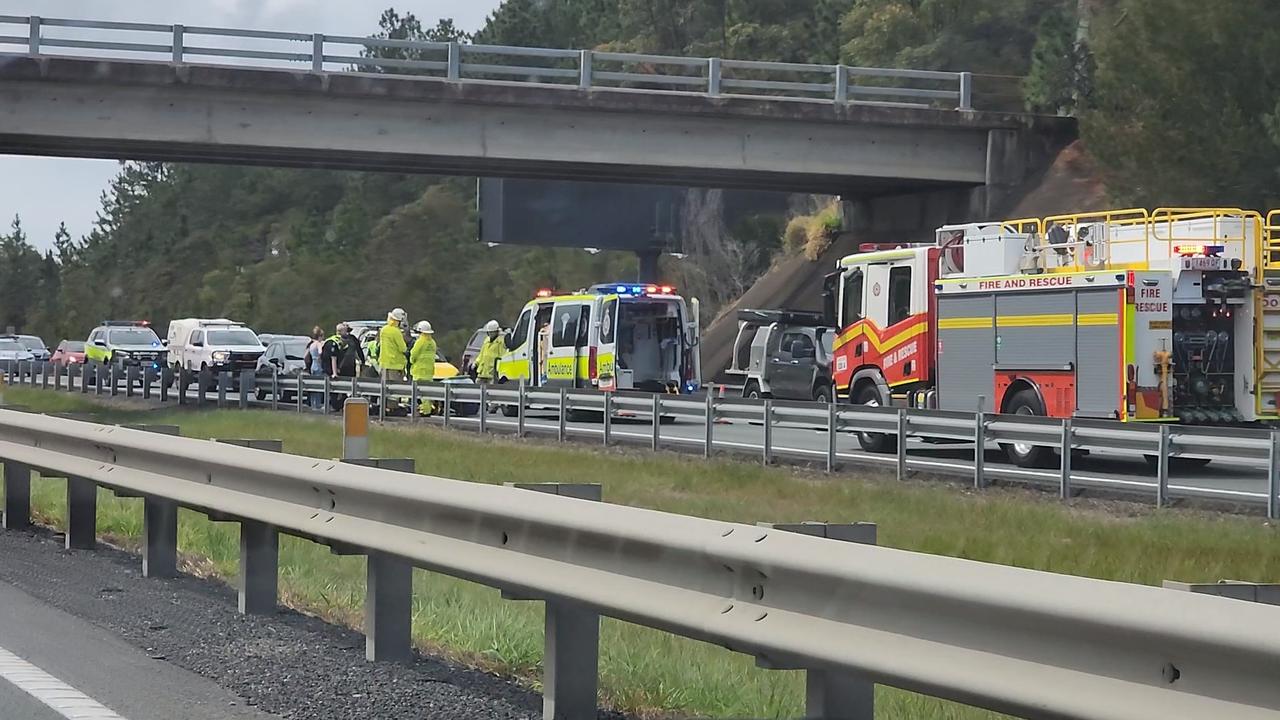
[{"x1": 3, "y1": 388, "x2": 1279, "y2": 719}]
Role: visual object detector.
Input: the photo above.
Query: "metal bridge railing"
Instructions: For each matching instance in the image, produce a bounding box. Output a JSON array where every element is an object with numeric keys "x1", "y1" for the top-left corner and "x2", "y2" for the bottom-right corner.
[{"x1": 0, "y1": 15, "x2": 975, "y2": 110}]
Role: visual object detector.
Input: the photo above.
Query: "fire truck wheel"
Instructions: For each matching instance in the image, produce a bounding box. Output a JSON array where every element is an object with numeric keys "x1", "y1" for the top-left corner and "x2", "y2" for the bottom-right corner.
[
  {"x1": 1001, "y1": 389, "x2": 1054, "y2": 468},
  {"x1": 853, "y1": 383, "x2": 897, "y2": 454}
]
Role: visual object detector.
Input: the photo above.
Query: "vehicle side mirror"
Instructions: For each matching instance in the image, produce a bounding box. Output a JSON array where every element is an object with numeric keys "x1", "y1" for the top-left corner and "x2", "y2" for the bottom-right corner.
[
  {"x1": 161, "y1": 339, "x2": 169, "y2": 347},
  {"x1": 92, "y1": 339, "x2": 106, "y2": 348},
  {"x1": 504, "y1": 334, "x2": 516, "y2": 351},
  {"x1": 192, "y1": 340, "x2": 203, "y2": 348}
]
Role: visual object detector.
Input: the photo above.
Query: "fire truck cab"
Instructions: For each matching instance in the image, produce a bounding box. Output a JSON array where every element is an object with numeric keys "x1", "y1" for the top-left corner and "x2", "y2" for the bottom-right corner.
[{"x1": 827, "y1": 208, "x2": 1275, "y2": 466}]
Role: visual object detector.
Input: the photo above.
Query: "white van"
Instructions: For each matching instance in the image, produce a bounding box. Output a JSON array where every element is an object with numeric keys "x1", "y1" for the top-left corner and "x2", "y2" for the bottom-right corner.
[{"x1": 167, "y1": 319, "x2": 266, "y2": 380}]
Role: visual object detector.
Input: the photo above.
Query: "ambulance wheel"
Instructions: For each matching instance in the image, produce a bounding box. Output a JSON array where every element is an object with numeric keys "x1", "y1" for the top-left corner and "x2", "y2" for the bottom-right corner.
[
  {"x1": 1001, "y1": 390, "x2": 1054, "y2": 468},
  {"x1": 853, "y1": 383, "x2": 897, "y2": 454}
]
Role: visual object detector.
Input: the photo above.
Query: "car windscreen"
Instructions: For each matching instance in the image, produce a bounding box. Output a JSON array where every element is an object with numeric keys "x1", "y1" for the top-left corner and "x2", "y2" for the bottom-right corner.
[
  {"x1": 207, "y1": 329, "x2": 261, "y2": 346},
  {"x1": 0, "y1": 339, "x2": 24, "y2": 352},
  {"x1": 18, "y1": 336, "x2": 47, "y2": 350},
  {"x1": 64, "y1": 341, "x2": 86, "y2": 352},
  {"x1": 108, "y1": 329, "x2": 161, "y2": 345},
  {"x1": 283, "y1": 341, "x2": 309, "y2": 360},
  {"x1": 818, "y1": 329, "x2": 834, "y2": 356}
]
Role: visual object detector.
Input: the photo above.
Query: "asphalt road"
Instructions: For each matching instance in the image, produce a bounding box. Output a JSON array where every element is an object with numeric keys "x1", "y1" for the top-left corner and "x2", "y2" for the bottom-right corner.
[{"x1": 0, "y1": 580, "x2": 274, "y2": 720}]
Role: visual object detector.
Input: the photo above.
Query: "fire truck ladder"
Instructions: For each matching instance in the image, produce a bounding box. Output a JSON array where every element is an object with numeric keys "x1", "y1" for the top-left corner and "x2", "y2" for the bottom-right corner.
[{"x1": 1258, "y1": 210, "x2": 1280, "y2": 415}]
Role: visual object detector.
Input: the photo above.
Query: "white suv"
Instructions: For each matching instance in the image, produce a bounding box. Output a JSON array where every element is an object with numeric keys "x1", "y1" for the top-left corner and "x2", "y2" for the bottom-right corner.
[{"x1": 167, "y1": 319, "x2": 266, "y2": 386}]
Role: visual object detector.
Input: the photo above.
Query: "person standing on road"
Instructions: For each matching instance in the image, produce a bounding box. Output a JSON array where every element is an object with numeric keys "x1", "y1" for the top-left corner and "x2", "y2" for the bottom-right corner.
[
  {"x1": 306, "y1": 326, "x2": 325, "y2": 409},
  {"x1": 473, "y1": 320, "x2": 504, "y2": 414},
  {"x1": 379, "y1": 308, "x2": 410, "y2": 413},
  {"x1": 322, "y1": 322, "x2": 365, "y2": 411},
  {"x1": 410, "y1": 320, "x2": 437, "y2": 416}
]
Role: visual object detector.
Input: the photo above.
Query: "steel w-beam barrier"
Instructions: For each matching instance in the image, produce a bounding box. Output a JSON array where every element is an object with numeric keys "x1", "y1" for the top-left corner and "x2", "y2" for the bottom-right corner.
[{"x1": 0, "y1": 408, "x2": 1278, "y2": 719}]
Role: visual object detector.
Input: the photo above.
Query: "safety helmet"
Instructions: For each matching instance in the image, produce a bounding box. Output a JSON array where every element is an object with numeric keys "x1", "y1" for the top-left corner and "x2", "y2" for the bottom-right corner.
[
  {"x1": 389, "y1": 308, "x2": 408, "y2": 323},
  {"x1": 483, "y1": 320, "x2": 500, "y2": 333},
  {"x1": 414, "y1": 321, "x2": 433, "y2": 334}
]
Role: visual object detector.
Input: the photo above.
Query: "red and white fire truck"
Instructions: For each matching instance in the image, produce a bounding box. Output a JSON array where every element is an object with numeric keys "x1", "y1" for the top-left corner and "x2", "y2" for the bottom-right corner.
[{"x1": 823, "y1": 207, "x2": 1280, "y2": 466}]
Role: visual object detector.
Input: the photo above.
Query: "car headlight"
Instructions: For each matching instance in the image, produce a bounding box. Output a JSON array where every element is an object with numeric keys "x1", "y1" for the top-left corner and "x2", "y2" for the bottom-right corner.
[{"x1": 212, "y1": 351, "x2": 230, "y2": 362}]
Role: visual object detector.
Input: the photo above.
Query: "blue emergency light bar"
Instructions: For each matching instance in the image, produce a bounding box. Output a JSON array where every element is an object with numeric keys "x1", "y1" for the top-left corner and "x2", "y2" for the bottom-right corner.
[{"x1": 590, "y1": 282, "x2": 677, "y2": 296}]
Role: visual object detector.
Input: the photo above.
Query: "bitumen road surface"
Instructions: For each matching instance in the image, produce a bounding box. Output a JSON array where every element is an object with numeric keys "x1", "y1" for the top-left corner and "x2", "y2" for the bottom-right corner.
[{"x1": 0, "y1": 527, "x2": 619, "y2": 720}]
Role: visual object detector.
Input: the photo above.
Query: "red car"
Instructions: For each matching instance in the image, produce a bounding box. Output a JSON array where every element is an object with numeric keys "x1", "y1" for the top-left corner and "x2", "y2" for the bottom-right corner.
[{"x1": 50, "y1": 340, "x2": 87, "y2": 367}]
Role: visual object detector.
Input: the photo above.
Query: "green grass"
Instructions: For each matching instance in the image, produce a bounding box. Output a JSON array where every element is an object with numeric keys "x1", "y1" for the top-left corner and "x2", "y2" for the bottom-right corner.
[{"x1": 3, "y1": 387, "x2": 1279, "y2": 719}]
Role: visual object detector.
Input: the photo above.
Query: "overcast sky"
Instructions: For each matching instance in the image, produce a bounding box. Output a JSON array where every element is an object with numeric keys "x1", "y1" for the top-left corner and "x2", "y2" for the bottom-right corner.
[{"x1": 0, "y1": 0, "x2": 504, "y2": 249}]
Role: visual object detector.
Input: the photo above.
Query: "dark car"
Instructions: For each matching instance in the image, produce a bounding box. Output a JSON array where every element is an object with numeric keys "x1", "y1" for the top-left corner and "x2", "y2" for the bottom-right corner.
[
  {"x1": 726, "y1": 309, "x2": 836, "y2": 403},
  {"x1": 50, "y1": 340, "x2": 87, "y2": 367},
  {"x1": 255, "y1": 336, "x2": 311, "y2": 401},
  {"x1": 459, "y1": 329, "x2": 486, "y2": 376}
]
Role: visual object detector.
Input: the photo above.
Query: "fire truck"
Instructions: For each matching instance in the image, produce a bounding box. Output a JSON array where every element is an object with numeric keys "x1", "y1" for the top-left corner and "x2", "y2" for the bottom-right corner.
[{"x1": 823, "y1": 207, "x2": 1280, "y2": 467}]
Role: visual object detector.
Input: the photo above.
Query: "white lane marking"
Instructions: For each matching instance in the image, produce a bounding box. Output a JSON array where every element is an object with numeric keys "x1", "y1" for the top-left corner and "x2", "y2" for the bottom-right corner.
[{"x1": 0, "y1": 646, "x2": 127, "y2": 719}]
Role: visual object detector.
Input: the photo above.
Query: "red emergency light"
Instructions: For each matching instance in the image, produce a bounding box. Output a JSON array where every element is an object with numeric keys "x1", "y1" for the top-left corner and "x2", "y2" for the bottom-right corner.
[{"x1": 535, "y1": 288, "x2": 554, "y2": 298}]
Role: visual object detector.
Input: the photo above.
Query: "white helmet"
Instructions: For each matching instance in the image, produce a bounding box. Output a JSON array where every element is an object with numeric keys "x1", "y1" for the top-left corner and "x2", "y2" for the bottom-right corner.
[
  {"x1": 483, "y1": 320, "x2": 500, "y2": 333},
  {"x1": 414, "y1": 320, "x2": 433, "y2": 334},
  {"x1": 389, "y1": 307, "x2": 407, "y2": 323}
]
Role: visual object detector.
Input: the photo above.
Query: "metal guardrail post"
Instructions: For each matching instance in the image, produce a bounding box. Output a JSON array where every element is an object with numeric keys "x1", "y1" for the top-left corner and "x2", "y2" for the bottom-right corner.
[
  {"x1": 705, "y1": 391, "x2": 715, "y2": 459},
  {"x1": 409, "y1": 381, "x2": 419, "y2": 423},
  {"x1": 271, "y1": 369, "x2": 279, "y2": 411},
  {"x1": 159, "y1": 367, "x2": 170, "y2": 402},
  {"x1": 2, "y1": 461, "x2": 31, "y2": 530},
  {"x1": 959, "y1": 71, "x2": 974, "y2": 111},
  {"x1": 131, "y1": 424, "x2": 182, "y2": 578},
  {"x1": 973, "y1": 408, "x2": 986, "y2": 489},
  {"x1": 216, "y1": 438, "x2": 283, "y2": 615},
  {"x1": 826, "y1": 400, "x2": 838, "y2": 472},
  {"x1": 558, "y1": 388, "x2": 567, "y2": 442},
  {"x1": 322, "y1": 375, "x2": 331, "y2": 415},
  {"x1": 447, "y1": 41, "x2": 461, "y2": 80},
  {"x1": 172, "y1": 24, "x2": 184, "y2": 64},
  {"x1": 217, "y1": 371, "x2": 228, "y2": 408},
  {"x1": 707, "y1": 57, "x2": 722, "y2": 97},
  {"x1": 126, "y1": 365, "x2": 137, "y2": 398},
  {"x1": 1059, "y1": 419, "x2": 1073, "y2": 500},
  {"x1": 295, "y1": 375, "x2": 305, "y2": 413},
  {"x1": 65, "y1": 474, "x2": 97, "y2": 550},
  {"x1": 379, "y1": 374, "x2": 387, "y2": 423},
  {"x1": 479, "y1": 385, "x2": 488, "y2": 434},
  {"x1": 28, "y1": 16, "x2": 39, "y2": 55},
  {"x1": 602, "y1": 393, "x2": 612, "y2": 446},
  {"x1": 517, "y1": 381, "x2": 527, "y2": 438},
  {"x1": 896, "y1": 410, "x2": 908, "y2": 482},
  {"x1": 239, "y1": 369, "x2": 253, "y2": 410},
  {"x1": 762, "y1": 399, "x2": 774, "y2": 465},
  {"x1": 82, "y1": 361, "x2": 93, "y2": 395},
  {"x1": 834, "y1": 65, "x2": 849, "y2": 104},
  {"x1": 651, "y1": 394, "x2": 662, "y2": 451},
  {"x1": 311, "y1": 33, "x2": 324, "y2": 72},
  {"x1": 759, "y1": 522, "x2": 877, "y2": 720},
  {"x1": 503, "y1": 483, "x2": 603, "y2": 720},
  {"x1": 39, "y1": 361, "x2": 48, "y2": 390},
  {"x1": 53, "y1": 363, "x2": 62, "y2": 391},
  {"x1": 578, "y1": 49, "x2": 593, "y2": 89},
  {"x1": 143, "y1": 366, "x2": 154, "y2": 400},
  {"x1": 442, "y1": 383, "x2": 452, "y2": 427},
  {"x1": 1156, "y1": 424, "x2": 1171, "y2": 508},
  {"x1": 109, "y1": 364, "x2": 119, "y2": 397},
  {"x1": 1269, "y1": 431, "x2": 1279, "y2": 521}
]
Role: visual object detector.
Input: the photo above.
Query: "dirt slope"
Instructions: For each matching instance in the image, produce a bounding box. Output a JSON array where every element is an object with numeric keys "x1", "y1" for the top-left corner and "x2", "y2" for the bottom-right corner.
[{"x1": 702, "y1": 141, "x2": 1106, "y2": 383}]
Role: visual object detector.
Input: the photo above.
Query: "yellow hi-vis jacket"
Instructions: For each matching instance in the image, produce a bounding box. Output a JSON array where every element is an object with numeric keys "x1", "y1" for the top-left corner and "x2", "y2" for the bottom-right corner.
[
  {"x1": 410, "y1": 334, "x2": 436, "y2": 382},
  {"x1": 475, "y1": 335, "x2": 504, "y2": 380},
  {"x1": 378, "y1": 322, "x2": 409, "y2": 372}
]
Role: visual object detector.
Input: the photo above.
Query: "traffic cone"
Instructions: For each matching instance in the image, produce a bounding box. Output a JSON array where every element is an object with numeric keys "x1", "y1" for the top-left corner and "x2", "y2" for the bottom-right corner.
[{"x1": 712, "y1": 384, "x2": 731, "y2": 424}]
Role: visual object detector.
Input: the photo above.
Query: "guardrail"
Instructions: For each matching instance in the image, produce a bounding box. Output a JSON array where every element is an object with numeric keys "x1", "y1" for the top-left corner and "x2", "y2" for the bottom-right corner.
[
  {"x1": 3, "y1": 359, "x2": 1278, "y2": 518},
  {"x1": 0, "y1": 404, "x2": 1278, "y2": 720},
  {"x1": 0, "y1": 15, "x2": 975, "y2": 110}
]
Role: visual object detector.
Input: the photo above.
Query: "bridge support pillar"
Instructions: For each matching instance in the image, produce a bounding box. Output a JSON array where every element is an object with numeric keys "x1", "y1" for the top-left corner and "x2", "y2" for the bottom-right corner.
[
  {"x1": 65, "y1": 476, "x2": 97, "y2": 550},
  {"x1": 758, "y1": 522, "x2": 878, "y2": 720},
  {"x1": 2, "y1": 461, "x2": 30, "y2": 530},
  {"x1": 503, "y1": 482, "x2": 603, "y2": 720}
]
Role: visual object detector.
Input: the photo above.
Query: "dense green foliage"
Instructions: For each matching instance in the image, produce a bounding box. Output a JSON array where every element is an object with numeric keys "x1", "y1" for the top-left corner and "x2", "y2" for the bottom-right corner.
[{"x1": 1, "y1": 0, "x2": 1273, "y2": 353}]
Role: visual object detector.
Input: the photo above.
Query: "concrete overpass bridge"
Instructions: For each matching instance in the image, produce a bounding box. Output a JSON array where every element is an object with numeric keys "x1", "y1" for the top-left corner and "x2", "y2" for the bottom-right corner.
[{"x1": 0, "y1": 15, "x2": 1074, "y2": 219}]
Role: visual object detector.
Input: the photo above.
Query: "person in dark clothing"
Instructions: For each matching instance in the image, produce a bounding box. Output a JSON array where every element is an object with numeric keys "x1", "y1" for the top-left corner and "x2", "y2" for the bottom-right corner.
[{"x1": 322, "y1": 323, "x2": 366, "y2": 411}]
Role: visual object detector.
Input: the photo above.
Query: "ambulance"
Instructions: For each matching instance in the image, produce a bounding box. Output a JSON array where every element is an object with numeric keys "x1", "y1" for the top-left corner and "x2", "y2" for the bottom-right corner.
[
  {"x1": 496, "y1": 283, "x2": 702, "y2": 395},
  {"x1": 824, "y1": 207, "x2": 1278, "y2": 466}
]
